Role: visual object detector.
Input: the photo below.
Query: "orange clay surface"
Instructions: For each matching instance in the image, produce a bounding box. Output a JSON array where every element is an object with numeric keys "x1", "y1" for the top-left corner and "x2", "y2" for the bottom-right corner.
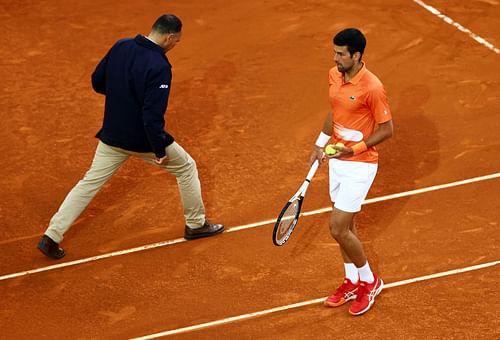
[{"x1": 1, "y1": 0, "x2": 499, "y2": 339}]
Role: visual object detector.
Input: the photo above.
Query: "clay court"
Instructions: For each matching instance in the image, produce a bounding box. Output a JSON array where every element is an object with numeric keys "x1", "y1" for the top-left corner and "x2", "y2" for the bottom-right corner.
[{"x1": 1, "y1": 0, "x2": 499, "y2": 338}]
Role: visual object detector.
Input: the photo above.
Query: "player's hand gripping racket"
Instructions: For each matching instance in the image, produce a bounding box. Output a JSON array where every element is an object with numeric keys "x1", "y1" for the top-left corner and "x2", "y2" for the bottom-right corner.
[{"x1": 272, "y1": 159, "x2": 320, "y2": 246}]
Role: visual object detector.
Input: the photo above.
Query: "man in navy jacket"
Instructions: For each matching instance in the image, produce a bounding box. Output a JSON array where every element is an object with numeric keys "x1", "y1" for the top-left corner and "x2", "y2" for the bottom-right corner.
[{"x1": 38, "y1": 14, "x2": 224, "y2": 259}]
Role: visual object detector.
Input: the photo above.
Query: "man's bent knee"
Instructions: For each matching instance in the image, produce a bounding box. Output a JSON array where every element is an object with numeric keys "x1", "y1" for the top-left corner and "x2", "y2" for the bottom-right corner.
[
  {"x1": 329, "y1": 219, "x2": 350, "y2": 241},
  {"x1": 329, "y1": 208, "x2": 355, "y2": 240}
]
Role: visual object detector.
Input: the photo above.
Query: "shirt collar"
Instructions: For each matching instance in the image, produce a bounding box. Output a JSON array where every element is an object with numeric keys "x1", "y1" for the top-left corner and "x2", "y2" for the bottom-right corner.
[
  {"x1": 134, "y1": 34, "x2": 165, "y2": 55},
  {"x1": 144, "y1": 35, "x2": 161, "y2": 46},
  {"x1": 346, "y1": 62, "x2": 366, "y2": 85},
  {"x1": 134, "y1": 34, "x2": 171, "y2": 66}
]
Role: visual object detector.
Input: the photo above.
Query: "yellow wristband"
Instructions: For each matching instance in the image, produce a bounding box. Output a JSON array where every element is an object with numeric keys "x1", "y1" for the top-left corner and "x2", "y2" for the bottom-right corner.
[{"x1": 351, "y1": 141, "x2": 368, "y2": 155}]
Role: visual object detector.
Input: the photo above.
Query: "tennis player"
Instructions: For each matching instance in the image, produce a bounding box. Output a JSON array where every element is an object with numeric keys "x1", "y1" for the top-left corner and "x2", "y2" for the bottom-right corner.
[{"x1": 310, "y1": 28, "x2": 393, "y2": 315}]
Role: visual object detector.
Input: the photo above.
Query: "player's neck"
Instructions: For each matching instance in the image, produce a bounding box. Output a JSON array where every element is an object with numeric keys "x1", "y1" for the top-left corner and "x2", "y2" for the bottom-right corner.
[{"x1": 344, "y1": 62, "x2": 363, "y2": 82}]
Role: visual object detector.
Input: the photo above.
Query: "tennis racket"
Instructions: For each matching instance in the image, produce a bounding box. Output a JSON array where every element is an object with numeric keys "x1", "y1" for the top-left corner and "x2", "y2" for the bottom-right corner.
[{"x1": 272, "y1": 159, "x2": 320, "y2": 246}]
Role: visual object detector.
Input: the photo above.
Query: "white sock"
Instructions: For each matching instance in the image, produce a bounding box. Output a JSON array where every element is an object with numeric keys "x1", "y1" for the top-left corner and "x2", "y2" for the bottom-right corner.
[
  {"x1": 358, "y1": 262, "x2": 374, "y2": 284},
  {"x1": 344, "y1": 263, "x2": 359, "y2": 284}
]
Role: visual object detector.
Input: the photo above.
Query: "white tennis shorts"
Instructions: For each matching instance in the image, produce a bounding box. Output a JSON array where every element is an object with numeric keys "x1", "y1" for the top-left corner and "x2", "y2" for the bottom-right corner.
[{"x1": 329, "y1": 158, "x2": 378, "y2": 213}]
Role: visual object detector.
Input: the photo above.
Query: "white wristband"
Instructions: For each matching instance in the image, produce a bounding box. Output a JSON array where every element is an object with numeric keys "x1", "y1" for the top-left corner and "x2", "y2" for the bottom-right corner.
[{"x1": 315, "y1": 132, "x2": 331, "y2": 147}]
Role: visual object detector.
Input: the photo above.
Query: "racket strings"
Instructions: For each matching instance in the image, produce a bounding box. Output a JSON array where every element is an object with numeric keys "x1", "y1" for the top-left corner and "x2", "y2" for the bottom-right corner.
[{"x1": 277, "y1": 200, "x2": 300, "y2": 236}]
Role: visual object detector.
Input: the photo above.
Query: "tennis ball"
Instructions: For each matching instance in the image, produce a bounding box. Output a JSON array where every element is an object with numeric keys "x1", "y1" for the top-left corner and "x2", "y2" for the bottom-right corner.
[
  {"x1": 325, "y1": 144, "x2": 337, "y2": 156},
  {"x1": 336, "y1": 142, "x2": 345, "y2": 148}
]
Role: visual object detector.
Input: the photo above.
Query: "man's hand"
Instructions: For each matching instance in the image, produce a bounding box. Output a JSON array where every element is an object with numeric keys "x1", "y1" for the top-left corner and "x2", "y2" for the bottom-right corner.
[
  {"x1": 326, "y1": 144, "x2": 353, "y2": 159},
  {"x1": 154, "y1": 155, "x2": 168, "y2": 165},
  {"x1": 309, "y1": 146, "x2": 325, "y2": 166}
]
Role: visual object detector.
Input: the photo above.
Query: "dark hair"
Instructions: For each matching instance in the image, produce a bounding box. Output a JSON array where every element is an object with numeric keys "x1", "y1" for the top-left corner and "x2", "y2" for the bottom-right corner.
[
  {"x1": 333, "y1": 28, "x2": 366, "y2": 58},
  {"x1": 152, "y1": 14, "x2": 182, "y2": 34}
]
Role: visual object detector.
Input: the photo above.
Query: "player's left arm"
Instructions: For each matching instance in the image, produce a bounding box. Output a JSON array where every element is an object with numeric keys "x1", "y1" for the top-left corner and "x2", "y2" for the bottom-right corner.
[
  {"x1": 335, "y1": 85, "x2": 393, "y2": 157},
  {"x1": 142, "y1": 65, "x2": 174, "y2": 160},
  {"x1": 364, "y1": 119, "x2": 393, "y2": 148},
  {"x1": 364, "y1": 85, "x2": 394, "y2": 148},
  {"x1": 356, "y1": 85, "x2": 393, "y2": 151},
  {"x1": 335, "y1": 120, "x2": 393, "y2": 157}
]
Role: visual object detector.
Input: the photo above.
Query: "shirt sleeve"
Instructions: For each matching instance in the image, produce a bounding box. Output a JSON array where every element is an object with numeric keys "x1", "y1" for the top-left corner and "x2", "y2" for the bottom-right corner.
[
  {"x1": 142, "y1": 65, "x2": 174, "y2": 158},
  {"x1": 91, "y1": 50, "x2": 110, "y2": 95},
  {"x1": 328, "y1": 68, "x2": 337, "y2": 86},
  {"x1": 366, "y1": 85, "x2": 392, "y2": 123}
]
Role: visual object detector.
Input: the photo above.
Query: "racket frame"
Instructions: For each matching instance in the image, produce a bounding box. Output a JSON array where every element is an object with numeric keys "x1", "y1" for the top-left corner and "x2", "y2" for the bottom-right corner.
[{"x1": 272, "y1": 160, "x2": 320, "y2": 246}]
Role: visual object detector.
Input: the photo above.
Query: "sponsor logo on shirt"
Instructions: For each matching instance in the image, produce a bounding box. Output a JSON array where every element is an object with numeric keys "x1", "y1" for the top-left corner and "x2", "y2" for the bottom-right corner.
[{"x1": 159, "y1": 84, "x2": 169, "y2": 89}]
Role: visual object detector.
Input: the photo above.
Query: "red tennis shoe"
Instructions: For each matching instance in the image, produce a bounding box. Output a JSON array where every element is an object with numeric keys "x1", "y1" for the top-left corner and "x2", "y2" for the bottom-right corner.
[
  {"x1": 349, "y1": 274, "x2": 384, "y2": 315},
  {"x1": 324, "y1": 278, "x2": 358, "y2": 307}
]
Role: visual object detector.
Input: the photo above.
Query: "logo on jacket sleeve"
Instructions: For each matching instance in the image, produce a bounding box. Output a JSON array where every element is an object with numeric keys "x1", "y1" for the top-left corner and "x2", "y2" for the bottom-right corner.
[{"x1": 159, "y1": 84, "x2": 169, "y2": 89}]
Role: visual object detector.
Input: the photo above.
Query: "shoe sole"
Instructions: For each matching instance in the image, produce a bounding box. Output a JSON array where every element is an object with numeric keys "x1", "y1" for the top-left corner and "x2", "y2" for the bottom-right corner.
[
  {"x1": 184, "y1": 227, "x2": 224, "y2": 240},
  {"x1": 349, "y1": 279, "x2": 384, "y2": 316}
]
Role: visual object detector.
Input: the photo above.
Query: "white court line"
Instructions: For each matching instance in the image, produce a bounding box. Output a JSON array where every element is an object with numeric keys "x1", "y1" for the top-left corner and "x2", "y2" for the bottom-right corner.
[
  {"x1": 302, "y1": 172, "x2": 500, "y2": 217},
  {"x1": 0, "y1": 172, "x2": 499, "y2": 282},
  {"x1": 414, "y1": 0, "x2": 500, "y2": 54},
  {"x1": 131, "y1": 260, "x2": 500, "y2": 339}
]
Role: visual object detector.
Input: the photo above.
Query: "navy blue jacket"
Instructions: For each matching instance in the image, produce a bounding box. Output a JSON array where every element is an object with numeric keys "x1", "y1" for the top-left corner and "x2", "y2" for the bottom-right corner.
[{"x1": 92, "y1": 35, "x2": 174, "y2": 158}]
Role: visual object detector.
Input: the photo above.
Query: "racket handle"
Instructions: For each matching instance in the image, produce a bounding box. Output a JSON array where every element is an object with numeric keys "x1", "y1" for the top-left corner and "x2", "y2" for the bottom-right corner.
[{"x1": 306, "y1": 159, "x2": 320, "y2": 181}]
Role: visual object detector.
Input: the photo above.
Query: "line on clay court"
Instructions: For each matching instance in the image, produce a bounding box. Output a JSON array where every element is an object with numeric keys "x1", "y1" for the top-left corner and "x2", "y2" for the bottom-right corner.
[
  {"x1": 413, "y1": 0, "x2": 500, "y2": 54},
  {"x1": 131, "y1": 260, "x2": 500, "y2": 339},
  {"x1": 0, "y1": 172, "x2": 498, "y2": 282}
]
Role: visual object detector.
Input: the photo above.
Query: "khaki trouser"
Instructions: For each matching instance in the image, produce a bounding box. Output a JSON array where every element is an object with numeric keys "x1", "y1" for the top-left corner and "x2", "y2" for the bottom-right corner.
[{"x1": 45, "y1": 141, "x2": 205, "y2": 243}]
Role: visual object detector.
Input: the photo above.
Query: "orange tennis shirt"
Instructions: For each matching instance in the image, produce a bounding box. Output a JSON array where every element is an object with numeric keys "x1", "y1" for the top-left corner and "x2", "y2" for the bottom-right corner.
[{"x1": 328, "y1": 63, "x2": 392, "y2": 163}]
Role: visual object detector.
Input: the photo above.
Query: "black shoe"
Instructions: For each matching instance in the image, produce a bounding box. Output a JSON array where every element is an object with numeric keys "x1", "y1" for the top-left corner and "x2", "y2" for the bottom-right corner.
[
  {"x1": 37, "y1": 235, "x2": 66, "y2": 259},
  {"x1": 184, "y1": 220, "x2": 224, "y2": 240}
]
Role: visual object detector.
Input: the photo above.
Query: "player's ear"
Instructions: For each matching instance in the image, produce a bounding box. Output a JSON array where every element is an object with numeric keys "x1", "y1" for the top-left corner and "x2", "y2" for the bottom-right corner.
[{"x1": 353, "y1": 51, "x2": 361, "y2": 62}]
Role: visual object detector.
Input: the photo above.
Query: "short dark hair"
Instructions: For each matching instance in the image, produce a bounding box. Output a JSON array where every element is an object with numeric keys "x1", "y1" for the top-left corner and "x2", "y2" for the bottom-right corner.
[
  {"x1": 152, "y1": 14, "x2": 182, "y2": 34},
  {"x1": 333, "y1": 28, "x2": 366, "y2": 58}
]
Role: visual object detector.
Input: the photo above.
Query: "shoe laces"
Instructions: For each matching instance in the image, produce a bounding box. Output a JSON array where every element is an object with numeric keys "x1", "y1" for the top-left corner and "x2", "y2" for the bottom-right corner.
[
  {"x1": 335, "y1": 279, "x2": 354, "y2": 295},
  {"x1": 354, "y1": 282, "x2": 368, "y2": 301}
]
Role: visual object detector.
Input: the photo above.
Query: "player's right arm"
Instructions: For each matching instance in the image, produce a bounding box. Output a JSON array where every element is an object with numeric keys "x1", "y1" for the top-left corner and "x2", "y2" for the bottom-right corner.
[
  {"x1": 91, "y1": 52, "x2": 109, "y2": 95},
  {"x1": 309, "y1": 111, "x2": 333, "y2": 166}
]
